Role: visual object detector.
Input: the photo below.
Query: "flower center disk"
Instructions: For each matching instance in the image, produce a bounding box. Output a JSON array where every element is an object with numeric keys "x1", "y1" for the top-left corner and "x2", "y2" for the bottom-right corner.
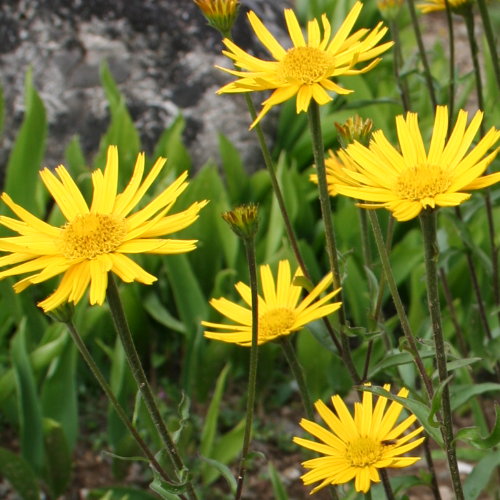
[
  {"x1": 259, "y1": 307, "x2": 296, "y2": 341},
  {"x1": 396, "y1": 164, "x2": 451, "y2": 200},
  {"x1": 280, "y1": 47, "x2": 333, "y2": 84},
  {"x1": 61, "y1": 213, "x2": 127, "y2": 259},
  {"x1": 345, "y1": 437, "x2": 384, "y2": 467}
]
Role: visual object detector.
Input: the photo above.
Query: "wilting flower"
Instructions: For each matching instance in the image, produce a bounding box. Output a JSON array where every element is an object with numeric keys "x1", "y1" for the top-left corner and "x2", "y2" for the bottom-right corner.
[
  {"x1": 0, "y1": 146, "x2": 208, "y2": 312},
  {"x1": 202, "y1": 259, "x2": 341, "y2": 345},
  {"x1": 417, "y1": 0, "x2": 473, "y2": 14},
  {"x1": 331, "y1": 105, "x2": 500, "y2": 221},
  {"x1": 217, "y1": 1, "x2": 393, "y2": 128},
  {"x1": 294, "y1": 385, "x2": 424, "y2": 494},
  {"x1": 194, "y1": 0, "x2": 239, "y2": 35}
]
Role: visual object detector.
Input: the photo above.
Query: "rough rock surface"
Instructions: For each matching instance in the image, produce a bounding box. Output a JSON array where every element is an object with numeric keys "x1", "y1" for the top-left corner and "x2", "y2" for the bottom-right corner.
[{"x1": 0, "y1": 0, "x2": 291, "y2": 175}]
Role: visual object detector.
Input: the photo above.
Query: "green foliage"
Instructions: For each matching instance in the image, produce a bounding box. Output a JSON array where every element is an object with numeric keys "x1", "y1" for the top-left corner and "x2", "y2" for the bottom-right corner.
[
  {"x1": 1, "y1": 69, "x2": 47, "y2": 217},
  {"x1": 0, "y1": 2, "x2": 499, "y2": 497}
]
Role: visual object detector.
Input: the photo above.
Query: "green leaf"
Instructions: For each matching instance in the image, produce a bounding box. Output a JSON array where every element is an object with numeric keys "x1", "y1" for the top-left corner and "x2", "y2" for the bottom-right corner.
[
  {"x1": 153, "y1": 114, "x2": 192, "y2": 176},
  {"x1": 149, "y1": 476, "x2": 188, "y2": 496},
  {"x1": 0, "y1": 447, "x2": 40, "y2": 500},
  {"x1": 2, "y1": 68, "x2": 47, "y2": 217},
  {"x1": 0, "y1": 326, "x2": 67, "y2": 405},
  {"x1": 218, "y1": 133, "x2": 248, "y2": 203},
  {"x1": 88, "y1": 487, "x2": 160, "y2": 500},
  {"x1": 450, "y1": 383, "x2": 500, "y2": 411},
  {"x1": 95, "y1": 61, "x2": 140, "y2": 180},
  {"x1": 463, "y1": 449, "x2": 500, "y2": 500},
  {"x1": 455, "y1": 405, "x2": 500, "y2": 449},
  {"x1": 41, "y1": 334, "x2": 78, "y2": 450},
  {"x1": 198, "y1": 456, "x2": 237, "y2": 494},
  {"x1": 368, "y1": 350, "x2": 435, "y2": 379},
  {"x1": 163, "y1": 252, "x2": 207, "y2": 335},
  {"x1": 200, "y1": 364, "x2": 231, "y2": 483},
  {"x1": 204, "y1": 418, "x2": 246, "y2": 485},
  {"x1": 268, "y1": 463, "x2": 289, "y2": 500},
  {"x1": 360, "y1": 385, "x2": 444, "y2": 447},
  {"x1": 43, "y1": 418, "x2": 72, "y2": 497},
  {"x1": 431, "y1": 357, "x2": 481, "y2": 380},
  {"x1": 11, "y1": 322, "x2": 45, "y2": 473},
  {"x1": 143, "y1": 292, "x2": 186, "y2": 334},
  {"x1": 429, "y1": 376, "x2": 453, "y2": 428}
]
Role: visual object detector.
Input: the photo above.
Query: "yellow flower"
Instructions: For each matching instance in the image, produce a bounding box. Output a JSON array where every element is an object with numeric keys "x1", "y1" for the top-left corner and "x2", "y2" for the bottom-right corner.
[
  {"x1": 294, "y1": 385, "x2": 424, "y2": 494},
  {"x1": 332, "y1": 105, "x2": 500, "y2": 221},
  {"x1": 417, "y1": 0, "x2": 472, "y2": 14},
  {"x1": 193, "y1": 0, "x2": 239, "y2": 35},
  {"x1": 310, "y1": 149, "x2": 361, "y2": 196},
  {"x1": 202, "y1": 259, "x2": 341, "y2": 346},
  {"x1": 0, "y1": 146, "x2": 208, "y2": 312},
  {"x1": 217, "y1": 2, "x2": 393, "y2": 128}
]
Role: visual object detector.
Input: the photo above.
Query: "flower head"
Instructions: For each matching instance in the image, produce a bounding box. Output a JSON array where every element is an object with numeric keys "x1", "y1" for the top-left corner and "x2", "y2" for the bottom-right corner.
[
  {"x1": 335, "y1": 115, "x2": 374, "y2": 148},
  {"x1": 417, "y1": 0, "x2": 473, "y2": 14},
  {"x1": 222, "y1": 203, "x2": 259, "y2": 240},
  {"x1": 377, "y1": 0, "x2": 404, "y2": 20},
  {"x1": 194, "y1": 0, "x2": 239, "y2": 35},
  {"x1": 294, "y1": 385, "x2": 424, "y2": 494},
  {"x1": 217, "y1": 2, "x2": 393, "y2": 128},
  {"x1": 310, "y1": 149, "x2": 361, "y2": 196},
  {"x1": 202, "y1": 259, "x2": 341, "y2": 346},
  {"x1": 331, "y1": 106, "x2": 500, "y2": 221},
  {"x1": 0, "y1": 146, "x2": 208, "y2": 312}
]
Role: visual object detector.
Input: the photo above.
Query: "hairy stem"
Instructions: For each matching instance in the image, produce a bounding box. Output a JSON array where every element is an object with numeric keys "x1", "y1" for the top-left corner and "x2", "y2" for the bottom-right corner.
[
  {"x1": 106, "y1": 276, "x2": 198, "y2": 500},
  {"x1": 419, "y1": 210, "x2": 464, "y2": 500},
  {"x1": 308, "y1": 101, "x2": 361, "y2": 385},
  {"x1": 235, "y1": 236, "x2": 259, "y2": 500}
]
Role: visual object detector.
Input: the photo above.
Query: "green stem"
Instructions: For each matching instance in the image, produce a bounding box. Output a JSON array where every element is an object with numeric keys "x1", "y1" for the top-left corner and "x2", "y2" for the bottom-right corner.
[
  {"x1": 406, "y1": 0, "x2": 438, "y2": 109},
  {"x1": 280, "y1": 336, "x2": 314, "y2": 420},
  {"x1": 389, "y1": 20, "x2": 410, "y2": 112},
  {"x1": 463, "y1": 6, "x2": 485, "y2": 136},
  {"x1": 235, "y1": 236, "x2": 259, "y2": 500},
  {"x1": 419, "y1": 210, "x2": 464, "y2": 500},
  {"x1": 307, "y1": 101, "x2": 361, "y2": 385},
  {"x1": 106, "y1": 276, "x2": 198, "y2": 500},
  {"x1": 422, "y1": 436, "x2": 443, "y2": 500},
  {"x1": 245, "y1": 95, "x2": 343, "y2": 356},
  {"x1": 64, "y1": 320, "x2": 177, "y2": 490},
  {"x1": 368, "y1": 211, "x2": 434, "y2": 401},
  {"x1": 443, "y1": 0, "x2": 455, "y2": 124},
  {"x1": 372, "y1": 216, "x2": 395, "y2": 352},
  {"x1": 476, "y1": 0, "x2": 500, "y2": 89},
  {"x1": 462, "y1": 7, "x2": 500, "y2": 326},
  {"x1": 380, "y1": 469, "x2": 395, "y2": 500}
]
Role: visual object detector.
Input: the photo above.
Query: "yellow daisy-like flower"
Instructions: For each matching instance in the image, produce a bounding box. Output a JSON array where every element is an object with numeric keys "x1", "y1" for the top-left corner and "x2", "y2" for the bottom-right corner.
[
  {"x1": 417, "y1": 0, "x2": 472, "y2": 14},
  {"x1": 217, "y1": 1, "x2": 393, "y2": 128},
  {"x1": 310, "y1": 148, "x2": 362, "y2": 196},
  {"x1": 202, "y1": 259, "x2": 341, "y2": 346},
  {"x1": 332, "y1": 105, "x2": 500, "y2": 221},
  {"x1": 294, "y1": 385, "x2": 424, "y2": 494},
  {"x1": 0, "y1": 146, "x2": 208, "y2": 312}
]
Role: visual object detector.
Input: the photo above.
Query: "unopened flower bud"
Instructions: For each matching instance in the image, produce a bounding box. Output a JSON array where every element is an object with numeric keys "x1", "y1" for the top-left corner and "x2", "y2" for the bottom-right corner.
[
  {"x1": 222, "y1": 203, "x2": 259, "y2": 241},
  {"x1": 193, "y1": 0, "x2": 240, "y2": 37},
  {"x1": 335, "y1": 115, "x2": 374, "y2": 148}
]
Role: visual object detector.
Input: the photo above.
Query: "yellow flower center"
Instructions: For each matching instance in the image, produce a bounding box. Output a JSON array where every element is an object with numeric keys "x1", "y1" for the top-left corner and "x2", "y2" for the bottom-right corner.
[
  {"x1": 345, "y1": 437, "x2": 384, "y2": 467},
  {"x1": 61, "y1": 213, "x2": 127, "y2": 259},
  {"x1": 280, "y1": 47, "x2": 333, "y2": 84},
  {"x1": 258, "y1": 307, "x2": 296, "y2": 341},
  {"x1": 396, "y1": 164, "x2": 451, "y2": 201}
]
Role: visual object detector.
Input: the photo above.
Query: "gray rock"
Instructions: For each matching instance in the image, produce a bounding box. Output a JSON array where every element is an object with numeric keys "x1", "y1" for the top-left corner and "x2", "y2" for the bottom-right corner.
[{"x1": 0, "y1": 0, "x2": 291, "y2": 177}]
